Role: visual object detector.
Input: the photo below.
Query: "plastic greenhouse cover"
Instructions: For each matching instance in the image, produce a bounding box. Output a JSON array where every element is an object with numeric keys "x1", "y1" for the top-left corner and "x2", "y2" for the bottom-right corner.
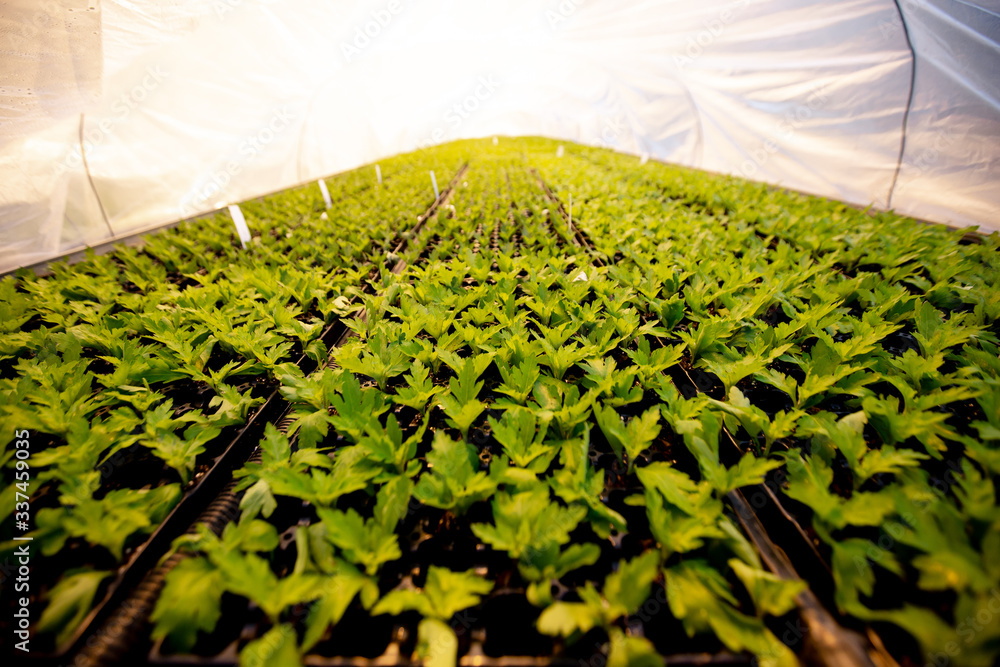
[{"x1": 0, "y1": 0, "x2": 997, "y2": 274}]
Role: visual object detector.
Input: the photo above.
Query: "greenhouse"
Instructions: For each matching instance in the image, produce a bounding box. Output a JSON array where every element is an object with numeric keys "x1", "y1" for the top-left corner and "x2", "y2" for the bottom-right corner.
[{"x1": 1, "y1": 3, "x2": 999, "y2": 667}]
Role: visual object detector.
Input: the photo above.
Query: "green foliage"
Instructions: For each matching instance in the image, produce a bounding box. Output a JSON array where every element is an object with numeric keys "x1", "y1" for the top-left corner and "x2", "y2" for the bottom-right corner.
[
  {"x1": 781, "y1": 449, "x2": 894, "y2": 530},
  {"x1": 373, "y1": 567, "x2": 493, "y2": 667},
  {"x1": 661, "y1": 402, "x2": 780, "y2": 495},
  {"x1": 392, "y1": 360, "x2": 444, "y2": 413},
  {"x1": 10, "y1": 138, "x2": 1000, "y2": 666},
  {"x1": 637, "y1": 463, "x2": 726, "y2": 557},
  {"x1": 538, "y1": 551, "x2": 661, "y2": 667},
  {"x1": 665, "y1": 561, "x2": 797, "y2": 667},
  {"x1": 593, "y1": 404, "x2": 660, "y2": 473},
  {"x1": 437, "y1": 355, "x2": 487, "y2": 440},
  {"x1": 413, "y1": 431, "x2": 497, "y2": 514},
  {"x1": 313, "y1": 478, "x2": 411, "y2": 576},
  {"x1": 495, "y1": 356, "x2": 541, "y2": 404},
  {"x1": 33, "y1": 484, "x2": 180, "y2": 560},
  {"x1": 488, "y1": 407, "x2": 558, "y2": 472},
  {"x1": 37, "y1": 570, "x2": 111, "y2": 646},
  {"x1": 472, "y1": 482, "x2": 599, "y2": 605}
]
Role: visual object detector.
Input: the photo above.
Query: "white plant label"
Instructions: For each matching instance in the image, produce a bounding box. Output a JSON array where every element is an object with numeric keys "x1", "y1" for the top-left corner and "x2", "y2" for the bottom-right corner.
[
  {"x1": 430, "y1": 170, "x2": 439, "y2": 200},
  {"x1": 557, "y1": 145, "x2": 564, "y2": 157},
  {"x1": 317, "y1": 179, "x2": 332, "y2": 209},
  {"x1": 228, "y1": 205, "x2": 252, "y2": 249},
  {"x1": 376, "y1": 164, "x2": 382, "y2": 186}
]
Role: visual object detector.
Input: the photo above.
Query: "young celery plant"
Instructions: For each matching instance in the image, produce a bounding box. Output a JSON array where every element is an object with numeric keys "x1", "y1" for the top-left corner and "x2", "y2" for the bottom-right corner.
[
  {"x1": 488, "y1": 407, "x2": 559, "y2": 473},
  {"x1": 472, "y1": 482, "x2": 599, "y2": 606},
  {"x1": 312, "y1": 477, "x2": 412, "y2": 576},
  {"x1": 413, "y1": 431, "x2": 497, "y2": 515},
  {"x1": 372, "y1": 566, "x2": 493, "y2": 667},
  {"x1": 593, "y1": 403, "x2": 660, "y2": 474},
  {"x1": 537, "y1": 552, "x2": 662, "y2": 666},
  {"x1": 437, "y1": 355, "x2": 488, "y2": 441}
]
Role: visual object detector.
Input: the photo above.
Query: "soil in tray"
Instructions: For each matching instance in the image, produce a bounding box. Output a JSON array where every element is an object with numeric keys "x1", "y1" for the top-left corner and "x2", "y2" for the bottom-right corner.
[
  {"x1": 479, "y1": 591, "x2": 553, "y2": 657},
  {"x1": 309, "y1": 602, "x2": 399, "y2": 658},
  {"x1": 640, "y1": 583, "x2": 740, "y2": 659},
  {"x1": 155, "y1": 592, "x2": 254, "y2": 659}
]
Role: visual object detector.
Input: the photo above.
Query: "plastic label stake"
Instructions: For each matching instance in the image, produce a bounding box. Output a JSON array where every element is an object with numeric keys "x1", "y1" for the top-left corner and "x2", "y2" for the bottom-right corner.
[
  {"x1": 557, "y1": 145, "x2": 564, "y2": 157},
  {"x1": 317, "y1": 179, "x2": 332, "y2": 209},
  {"x1": 376, "y1": 164, "x2": 382, "y2": 186},
  {"x1": 228, "y1": 205, "x2": 252, "y2": 249},
  {"x1": 430, "y1": 170, "x2": 439, "y2": 200}
]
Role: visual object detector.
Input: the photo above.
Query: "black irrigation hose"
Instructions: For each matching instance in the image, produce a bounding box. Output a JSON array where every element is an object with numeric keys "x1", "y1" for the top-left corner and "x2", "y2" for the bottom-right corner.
[
  {"x1": 71, "y1": 478, "x2": 242, "y2": 667},
  {"x1": 68, "y1": 344, "x2": 333, "y2": 667},
  {"x1": 69, "y1": 163, "x2": 471, "y2": 667}
]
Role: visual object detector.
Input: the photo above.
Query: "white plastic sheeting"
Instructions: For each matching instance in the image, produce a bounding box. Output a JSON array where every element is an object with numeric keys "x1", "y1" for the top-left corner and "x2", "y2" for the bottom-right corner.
[{"x1": 0, "y1": 0, "x2": 997, "y2": 273}]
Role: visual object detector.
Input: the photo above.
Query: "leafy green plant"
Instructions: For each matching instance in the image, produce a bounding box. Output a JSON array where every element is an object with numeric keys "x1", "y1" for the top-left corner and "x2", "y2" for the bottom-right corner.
[
  {"x1": 495, "y1": 356, "x2": 541, "y2": 405},
  {"x1": 538, "y1": 552, "x2": 662, "y2": 667},
  {"x1": 548, "y1": 426, "x2": 626, "y2": 538},
  {"x1": 636, "y1": 462, "x2": 726, "y2": 557},
  {"x1": 660, "y1": 399, "x2": 780, "y2": 495},
  {"x1": 797, "y1": 410, "x2": 926, "y2": 486},
  {"x1": 625, "y1": 335, "x2": 684, "y2": 389},
  {"x1": 140, "y1": 401, "x2": 221, "y2": 484},
  {"x1": 37, "y1": 570, "x2": 111, "y2": 646},
  {"x1": 472, "y1": 483, "x2": 599, "y2": 605},
  {"x1": 338, "y1": 329, "x2": 409, "y2": 390},
  {"x1": 356, "y1": 414, "x2": 425, "y2": 479},
  {"x1": 372, "y1": 566, "x2": 493, "y2": 667},
  {"x1": 312, "y1": 477, "x2": 411, "y2": 575},
  {"x1": 32, "y1": 484, "x2": 180, "y2": 560},
  {"x1": 328, "y1": 371, "x2": 391, "y2": 436},
  {"x1": 707, "y1": 387, "x2": 803, "y2": 456},
  {"x1": 437, "y1": 355, "x2": 487, "y2": 440},
  {"x1": 781, "y1": 449, "x2": 894, "y2": 530},
  {"x1": 593, "y1": 404, "x2": 660, "y2": 473},
  {"x1": 537, "y1": 338, "x2": 588, "y2": 381},
  {"x1": 700, "y1": 334, "x2": 791, "y2": 393},
  {"x1": 665, "y1": 560, "x2": 798, "y2": 667},
  {"x1": 413, "y1": 431, "x2": 497, "y2": 514},
  {"x1": 488, "y1": 407, "x2": 558, "y2": 472},
  {"x1": 392, "y1": 360, "x2": 444, "y2": 413},
  {"x1": 580, "y1": 357, "x2": 642, "y2": 406},
  {"x1": 677, "y1": 317, "x2": 736, "y2": 361},
  {"x1": 529, "y1": 377, "x2": 593, "y2": 440}
]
